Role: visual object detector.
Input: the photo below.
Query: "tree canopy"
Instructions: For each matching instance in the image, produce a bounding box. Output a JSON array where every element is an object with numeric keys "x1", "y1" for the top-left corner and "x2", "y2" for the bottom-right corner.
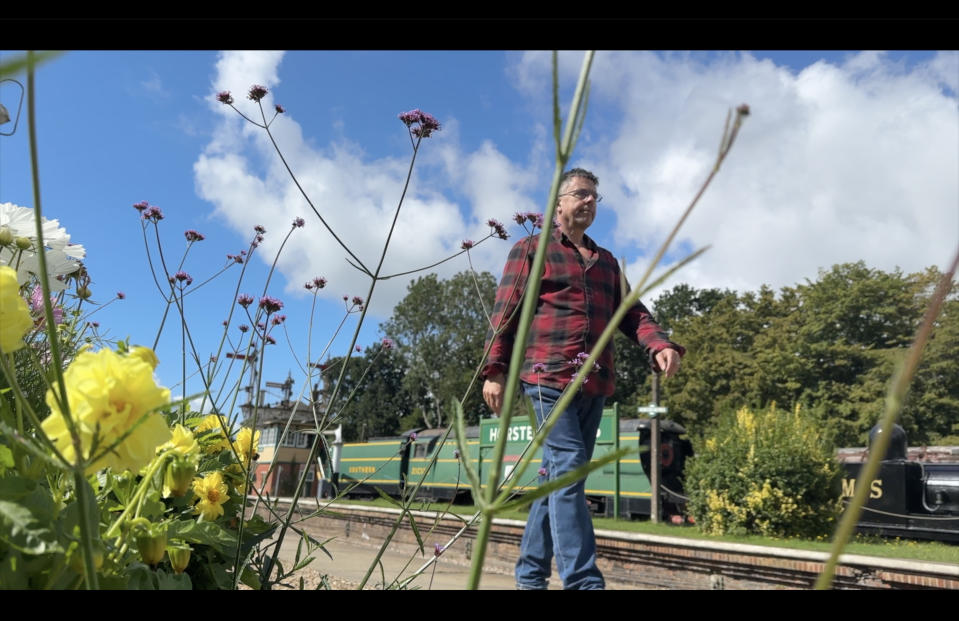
[{"x1": 655, "y1": 262, "x2": 958, "y2": 447}]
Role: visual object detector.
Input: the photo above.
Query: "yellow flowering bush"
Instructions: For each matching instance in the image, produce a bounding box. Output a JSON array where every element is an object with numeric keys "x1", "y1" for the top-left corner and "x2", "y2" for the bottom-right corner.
[
  {"x1": 0, "y1": 264, "x2": 33, "y2": 352},
  {"x1": 685, "y1": 404, "x2": 843, "y2": 538},
  {"x1": 41, "y1": 347, "x2": 172, "y2": 474}
]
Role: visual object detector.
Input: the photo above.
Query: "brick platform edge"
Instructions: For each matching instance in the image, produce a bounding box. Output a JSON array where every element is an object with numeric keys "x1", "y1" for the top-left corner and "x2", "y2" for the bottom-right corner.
[{"x1": 259, "y1": 499, "x2": 959, "y2": 590}]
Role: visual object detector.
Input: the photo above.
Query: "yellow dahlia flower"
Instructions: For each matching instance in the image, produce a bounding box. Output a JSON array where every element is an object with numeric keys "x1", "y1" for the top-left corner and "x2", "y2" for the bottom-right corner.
[
  {"x1": 41, "y1": 348, "x2": 171, "y2": 474},
  {"x1": 192, "y1": 471, "x2": 230, "y2": 521},
  {"x1": 159, "y1": 424, "x2": 199, "y2": 457},
  {"x1": 0, "y1": 265, "x2": 33, "y2": 353},
  {"x1": 233, "y1": 427, "x2": 260, "y2": 467},
  {"x1": 195, "y1": 414, "x2": 231, "y2": 453}
]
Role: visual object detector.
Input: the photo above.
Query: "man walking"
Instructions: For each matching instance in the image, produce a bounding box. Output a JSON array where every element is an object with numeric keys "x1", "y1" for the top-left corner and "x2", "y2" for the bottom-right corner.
[{"x1": 482, "y1": 168, "x2": 684, "y2": 590}]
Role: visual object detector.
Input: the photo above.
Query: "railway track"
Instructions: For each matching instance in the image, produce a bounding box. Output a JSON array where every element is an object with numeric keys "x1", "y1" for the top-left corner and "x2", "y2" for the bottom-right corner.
[{"x1": 258, "y1": 499, "x2": 959, "y2": 590}]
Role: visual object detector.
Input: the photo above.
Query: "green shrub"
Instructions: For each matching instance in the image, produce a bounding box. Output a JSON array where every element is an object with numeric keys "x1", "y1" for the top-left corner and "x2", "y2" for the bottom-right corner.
[{"x1": 685, "y1": 404, "x2": 843, "y2": 538}]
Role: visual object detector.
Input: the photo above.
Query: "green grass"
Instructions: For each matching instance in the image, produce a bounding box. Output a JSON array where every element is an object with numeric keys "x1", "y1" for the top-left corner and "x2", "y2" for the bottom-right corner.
[{"x1": 329, "y1": 497, "x2": 959, "y2": 565}]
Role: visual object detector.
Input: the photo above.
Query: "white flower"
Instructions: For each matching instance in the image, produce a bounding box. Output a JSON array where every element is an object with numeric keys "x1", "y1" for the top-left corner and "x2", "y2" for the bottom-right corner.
[{"x1": 0, "y1": 202, "x2": 85, "y2": 289}]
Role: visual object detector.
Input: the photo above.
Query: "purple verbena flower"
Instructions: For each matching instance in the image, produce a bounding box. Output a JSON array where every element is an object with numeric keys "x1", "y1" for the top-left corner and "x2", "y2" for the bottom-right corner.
[
  {"x1": 275, "y1": 104, "x2": 285, "y2": 114},
  {"x1": 381, "y1": 338, "x2": 394, "y2": 350},
  {"x1": 117, "y1": 291, "x2": 125, "y2": 300},
  {"x1": 216, "y1": 91, "x2": 234, "y2": 105},
  {"x1": 184, "y1": 229, "x2": 205, "y2": 242},
  {"x1": 259, "y1": 296, "x2": 284, "y2": 314},
  {"x1": 409, "y1": 432, "x2": 418, "y2": 441},
  {"x1": 257, "y1": 321, "x2": 266, "y2": 330},
  {"x1": 174, "y1": 271, "x2": 193, "y2": 286},
  {"x1": 538, "y1": 467, "x2": 547, "y2": 477},
  {"x1": 398, "y1": 109, "x2": 441, "y2": 138},
  {"x1": 254, "y1": 224, "x2": 266, "y2": 234},
  {"x1": 453, "y1": 449, "x2": 460, "y2": 459},
  {"x1": 433, "y1": 543, "x2": 445, "y2": 557},
  {"x1": 312, "y1": 277, "x2": 327, "y2": 289},
  {"x1": 271, "y1": 314, "x2": 286, "y2": 326},
  {"x1": 461, "y1": 239, "x2": 474, "y2": 250},
  {"x1": 133, "y1": 201, "x2": 149, "y2": 212},
  {"x1": 398, "y1": 109, "x2": 422, "y2": 126},
  {"x1": 513, "y1": 212, "x2": 527, "y2": 225},
  {"x1": 293, "y1": 217, "x2": 305, "y2": 228},
  {"x1": 237, "y1": 294, "x2": 254, "y2": 308},
  {"x1": 351, "y1": 296, "x2": 363, "y2": 306},
  {"x1": 532, "y1": 363, "x2": 546, "y2": 373},
  {"x1": 89, "y1": 321, "x2": 100, "y2": 329},
  {"x1": 265, "y1": 335, "x2": 276, "y2": 345},
  {"x1": 304, "y1": 282, "x2": 314, "y2": 291},
  {"x1": 239, "y1": 324, "x2": 249, "y2": 333},
  {"x1": 355, "y1": 345, "x2": 362, "y2": 352},
  {"x1": 222, "y1": 320, "x2": 228, "y2": 327},
  {"x1": 142, "y1": 206, "x2": 164, "y2": 221},
  {"x1": 247, "y1": 85, "x2": 268, "y2": 102}
]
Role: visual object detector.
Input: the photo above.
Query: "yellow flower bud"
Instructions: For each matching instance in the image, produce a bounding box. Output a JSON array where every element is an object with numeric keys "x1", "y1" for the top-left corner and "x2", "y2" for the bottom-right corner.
[
  {"x1": 163, "y1": 455, "x2": 197, "y2": 498},
  {"x1": 14, "y1": 236, "x2": 32, "y2": 250},
  {"x1": 133, "y1": 521, "x2": 168, "y2": 567},
  {"x1": 0, "y1": 226, "x2": 13, "y2": 246},
  {"x1": 167, "y1": 543, "x2": 192, "y2": 574},
  {"x1": 77, "y1": 285, "x2": 92, "y2": 299},
  {"x1": 68, "y1": 541, "x2": 105, "y2": 573}
]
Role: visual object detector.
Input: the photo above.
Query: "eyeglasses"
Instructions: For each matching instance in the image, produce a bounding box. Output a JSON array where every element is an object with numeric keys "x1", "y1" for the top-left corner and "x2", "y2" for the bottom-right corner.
[{"x1": 558, "y1": 189, "x2": 603, "y2": 203}]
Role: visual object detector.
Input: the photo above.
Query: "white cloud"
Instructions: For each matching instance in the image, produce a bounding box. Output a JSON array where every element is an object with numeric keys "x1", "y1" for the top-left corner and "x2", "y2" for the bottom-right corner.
[
  {"x1": 514, "y1": 51, "x2": 959, "y2": 303},
  {"x1": 195, "y1": 51, "x2": 538, "y2": 318}
]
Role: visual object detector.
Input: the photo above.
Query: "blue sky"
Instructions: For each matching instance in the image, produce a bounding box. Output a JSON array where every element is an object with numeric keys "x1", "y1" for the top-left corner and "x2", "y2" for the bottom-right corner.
[{"x1": 1, "y1": 50, "x2": 956, "y2": 418}]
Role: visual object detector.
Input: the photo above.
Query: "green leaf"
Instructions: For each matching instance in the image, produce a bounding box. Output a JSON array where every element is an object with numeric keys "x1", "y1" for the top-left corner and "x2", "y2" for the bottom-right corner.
[
  {"x1": 0, "y1": 445, "x2": 13, "y2": 472},
  {"x1": 167, "y1": 520, "x2": 236, "y2": 556},
  {"x1": 155, "y1": 567, "x2": 192, "y2": 590},
  {"x1": 125, "y1": 562, "x2": 157, "y2": 590},
  {"x1": 0, "y1": 550, "x2": 29, "y2": 588},
  {"x1": 0, "y1": 476, "x2": 60, "y2": 554},
  {"x1": 240, "y1": 564, "x2": 261, "y2": 589},
  {"x1": 0, "y1": 51, "x2": 65, "y2": 78},
  {"x1": 374, "y1": 486, "x2": 403, "y2": 509},
  {"x1": 406, "y1": 510, "x2": 424, "y2": 556}
]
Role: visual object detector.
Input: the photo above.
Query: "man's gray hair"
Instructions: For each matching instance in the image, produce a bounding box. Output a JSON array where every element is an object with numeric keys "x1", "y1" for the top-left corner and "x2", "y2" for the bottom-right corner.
[{"x1": 559, "y1": 168, "x2": 599, "y2": 192}]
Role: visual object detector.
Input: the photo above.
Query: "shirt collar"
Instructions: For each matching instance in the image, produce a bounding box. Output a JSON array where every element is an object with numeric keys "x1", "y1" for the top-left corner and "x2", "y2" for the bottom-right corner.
[{"x1": 552, "y1": 226, "x2": 598, "y2": 251}]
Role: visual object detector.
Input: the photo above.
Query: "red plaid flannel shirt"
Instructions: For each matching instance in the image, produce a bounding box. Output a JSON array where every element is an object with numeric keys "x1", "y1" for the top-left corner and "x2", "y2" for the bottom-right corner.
[{"x1": 482, "y1": 228, "x2": 685, "y2": 397}]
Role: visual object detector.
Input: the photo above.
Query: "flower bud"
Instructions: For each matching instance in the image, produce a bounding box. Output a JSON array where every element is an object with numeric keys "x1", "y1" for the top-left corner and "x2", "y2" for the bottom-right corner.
[
  {"x1": 0, "y1": 226, "x2": 13, "y2": 246},
  {"x1": 164, "y1": 455, "x2": 197, "y2": 498},
  {"x1": 15, "y1": 236, "x2": 32, "y2": 250},
  {"x1": 133, "y1": 521, "x2": 168, "y2": 566},
  {"x1": 68, "y1": 541, "x2": 105, "y2": 573},
  {"x1": 129, "y1": 346, "x2": 160, "y2": 370},
  {"x1": 167, "y1": 543, "x2": 192, "y2": 574},
  {"x1": 77, "y1": 286, "x2": 92, "y2": 300}
]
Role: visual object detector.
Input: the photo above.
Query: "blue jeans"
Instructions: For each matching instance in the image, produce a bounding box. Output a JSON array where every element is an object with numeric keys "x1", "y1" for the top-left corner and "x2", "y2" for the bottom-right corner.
[{"x1": 515, "y1": 383, "x2": 606, "y2": 590}]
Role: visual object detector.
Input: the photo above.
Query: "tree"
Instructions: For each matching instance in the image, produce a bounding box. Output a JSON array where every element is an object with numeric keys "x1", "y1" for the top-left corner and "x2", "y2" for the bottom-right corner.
[
  {"x1": 321, "y1": 346, "x2": 414, "y2": 442},
  {"x1": 382, "y1": 271, "x2": 497, "y2": 428}
]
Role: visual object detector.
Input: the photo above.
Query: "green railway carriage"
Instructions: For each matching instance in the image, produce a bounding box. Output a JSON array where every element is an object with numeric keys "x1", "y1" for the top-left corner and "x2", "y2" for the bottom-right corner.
[
  {"x1": 337, "y1": 431, "x2": 411, "y2": 496},
  {"x1": 477, "y1": 409, "x2": 683, "y2": 518},
  {"x1": 334, "y1": 407, "x2": 691, "y2": 520}
]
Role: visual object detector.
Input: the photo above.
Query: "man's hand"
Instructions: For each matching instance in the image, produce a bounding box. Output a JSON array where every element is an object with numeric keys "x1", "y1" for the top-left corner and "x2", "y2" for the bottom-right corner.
[
  {"x1": 483, "y1": 373, "x2": 506, "y2": 415},
  {"x1": 655, "y1": 348, "x2": 682, "y2": 379}
]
